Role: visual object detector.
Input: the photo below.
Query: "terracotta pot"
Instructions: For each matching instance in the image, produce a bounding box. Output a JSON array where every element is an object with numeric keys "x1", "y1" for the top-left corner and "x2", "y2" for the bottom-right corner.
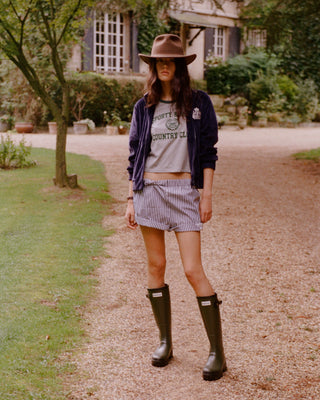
[
  {"x1": 15, "y1": 122, "x2": 34, "y2": 133},
  {"x1": 118, "y1": 126, "x2": 128, "y2": 135}
]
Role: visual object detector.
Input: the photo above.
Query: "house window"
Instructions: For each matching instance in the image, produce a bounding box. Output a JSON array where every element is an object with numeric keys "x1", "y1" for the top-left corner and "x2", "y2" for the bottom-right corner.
[
  {"x1": 247, "y1": 29, "x2": 267, "y2": 48},
  {"x1": 94, "y1": 12, "x2": 125, "y2": 72},
  {"x1": 212, "y1": 27, "x2": 225, "y2": 58}
]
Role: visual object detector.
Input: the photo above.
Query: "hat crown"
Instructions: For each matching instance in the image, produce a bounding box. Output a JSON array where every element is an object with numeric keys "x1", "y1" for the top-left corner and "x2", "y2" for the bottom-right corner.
[
  {"x1": 151, "y1": 34, "x2": 185, "y2": 58},
  {"x1": 138, "y1": 34, "x2": 196, "y2": 65}
]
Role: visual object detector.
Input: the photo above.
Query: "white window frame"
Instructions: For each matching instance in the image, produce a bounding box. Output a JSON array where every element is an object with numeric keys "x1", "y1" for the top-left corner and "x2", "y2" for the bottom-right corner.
[
  {"x1": 247, "y1": 29, "x2": 267, "y2": 48},
  {"x1": 94, "y1": 12, "x2": 125, "y2": 72},
  {"x1": 212, "y1": 26, "x2": 225, "y2": 59}
]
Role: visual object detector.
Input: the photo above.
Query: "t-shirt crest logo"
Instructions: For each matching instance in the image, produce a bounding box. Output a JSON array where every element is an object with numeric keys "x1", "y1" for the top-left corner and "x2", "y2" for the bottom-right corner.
[
  {"x1": 192, "y1": 107, "x2": 201, "y2": 120},
  {"x1": 166, "y1": 118, "x2": 179, "y2": 131}
]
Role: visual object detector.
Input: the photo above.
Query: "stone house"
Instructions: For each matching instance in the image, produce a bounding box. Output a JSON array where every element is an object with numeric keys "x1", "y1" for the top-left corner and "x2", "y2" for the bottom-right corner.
[{"x1": 68, "y1": 0, "x2": 265, "y2": 80}]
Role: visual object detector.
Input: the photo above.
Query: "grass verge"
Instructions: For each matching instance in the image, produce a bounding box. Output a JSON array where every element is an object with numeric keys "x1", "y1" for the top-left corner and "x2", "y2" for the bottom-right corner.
[
  {"x1": 0, "y1": 148, "x2": 112, "y2": 399},
  {"x1": 293, "y1": 148, "x2": 320, "y2": 162}
]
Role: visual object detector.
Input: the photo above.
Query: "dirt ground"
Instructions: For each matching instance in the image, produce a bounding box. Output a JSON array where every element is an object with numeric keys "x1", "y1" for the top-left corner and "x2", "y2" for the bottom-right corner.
[{"x1": 26, "y1": 127, "x2": 320, "y2": 399}]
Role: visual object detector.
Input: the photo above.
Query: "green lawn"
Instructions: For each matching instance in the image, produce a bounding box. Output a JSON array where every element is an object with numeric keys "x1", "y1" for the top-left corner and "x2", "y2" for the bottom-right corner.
[
  {"x1": 293, "y1": 147, "x2": 320, "y2": 162},
  {"x1": 0, "y1": 148, "x2": 112, "y2": 399}
]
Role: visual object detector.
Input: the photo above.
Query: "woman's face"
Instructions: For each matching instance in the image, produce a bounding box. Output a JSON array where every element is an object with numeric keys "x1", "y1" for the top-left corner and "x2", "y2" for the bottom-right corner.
[{"x1": 156, "y1": 58, "x2": 176, "y2": 82}]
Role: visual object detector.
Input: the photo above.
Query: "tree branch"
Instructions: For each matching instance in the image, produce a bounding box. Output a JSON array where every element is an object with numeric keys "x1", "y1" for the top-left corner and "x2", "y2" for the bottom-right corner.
[
  {"x1": 37, "y1": 0, "x2": 54, "y2": 45},
  {"x1": 57, "y1": 0, "x2": 83, "y2": 46}
]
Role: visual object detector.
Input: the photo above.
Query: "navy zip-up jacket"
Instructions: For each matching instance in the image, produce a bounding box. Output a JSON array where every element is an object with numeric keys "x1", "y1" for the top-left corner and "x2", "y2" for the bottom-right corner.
[{"x1": 127, "y1": 90, "x2": 218, "y2": 191}]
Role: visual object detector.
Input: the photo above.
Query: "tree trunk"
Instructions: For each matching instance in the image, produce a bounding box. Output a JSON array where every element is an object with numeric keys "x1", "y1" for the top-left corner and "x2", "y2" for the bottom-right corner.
[
  {"x1": 54, "y1": 83, "x2": 72, "y2": 188},
  {"x1": 55, "y1": 120, "x2": 68, "y2": 187}
]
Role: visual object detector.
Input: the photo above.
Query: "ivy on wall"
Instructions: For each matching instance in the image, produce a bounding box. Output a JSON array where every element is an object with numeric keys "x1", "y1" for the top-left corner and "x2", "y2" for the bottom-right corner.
[{"x1": 136, "y1": 5, "x2": 170, "y2": 54}]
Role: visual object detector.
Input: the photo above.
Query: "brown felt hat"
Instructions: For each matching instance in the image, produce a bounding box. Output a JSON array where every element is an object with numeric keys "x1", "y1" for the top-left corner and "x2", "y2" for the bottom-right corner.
[{"x1": 139, "y1": 34, "x2": 197, "y2": 65}]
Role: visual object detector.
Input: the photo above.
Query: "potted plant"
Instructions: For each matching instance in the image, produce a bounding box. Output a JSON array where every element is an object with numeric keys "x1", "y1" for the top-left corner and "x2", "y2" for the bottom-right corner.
[
  {"x1": 15, "y1": 121, "x2": 34, "y2": 133},
  {"x1": 104, "y1": 110, "x2": 121, "y2": 135},
  {"x1": 118, "y1": 121, "x2": 130, "y2": 135},
  {"x1": 71, "y1": 91, "x2": 96, "y2": 134},
  {"x1": 74, "y1": 118, "x2": 95, "y2": 134}
]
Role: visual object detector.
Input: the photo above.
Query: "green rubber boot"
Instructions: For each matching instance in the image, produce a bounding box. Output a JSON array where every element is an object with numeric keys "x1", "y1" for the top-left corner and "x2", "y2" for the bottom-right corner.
[
  {"x1": 147, "y1": 284, "x2": 173, "y2": 367},
  {"x1": 197, "y1": 293, "x2": 227, "y2": 380}
]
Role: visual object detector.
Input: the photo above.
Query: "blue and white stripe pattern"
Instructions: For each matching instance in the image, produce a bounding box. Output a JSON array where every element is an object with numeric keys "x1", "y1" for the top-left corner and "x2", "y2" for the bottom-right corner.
[{"x1": 134, "y1": 179, "x2": 202, "y2": 232}]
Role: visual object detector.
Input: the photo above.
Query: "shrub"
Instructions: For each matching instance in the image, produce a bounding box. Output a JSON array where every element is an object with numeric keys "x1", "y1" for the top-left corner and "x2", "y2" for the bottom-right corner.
[
  {"x1": 115, "y1": 80, "x2": 145, "y2": 121},
  {"x1": 0, "y1": 64, "x2": 46, "y2": 126},
  {"x1": 0, "y1": 134, "x2": 36, "y2": 169},
  {"x1": 294, "y1": 79, "x2": 319, "y2": 122},
  {"x1": 247, "y1": 72, "x2": 280, "y2": 114},
  {"x1": 206, "y1": 48, "x2": 320, "y2": 122},
  {"x1": 277, "y1": 75, "x2": 299, "y2": 104},
  {"x1": 206, "y1": 48, "x2": 278, "y2": 96},
  {"x1": 69, "y1": 73, "x2": 121, "y2": 125},
  {"x1": 206, "y1": 64, "x2": 230, "y2": 95},
  {"x1": 47, "y1": 73, "x2": 144, "y2": 126}
]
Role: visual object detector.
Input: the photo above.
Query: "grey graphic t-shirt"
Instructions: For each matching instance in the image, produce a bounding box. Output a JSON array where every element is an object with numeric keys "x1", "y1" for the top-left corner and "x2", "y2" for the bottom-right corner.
[{"x1": 144, "y1": 101, "x2": 190, "y2": 173}]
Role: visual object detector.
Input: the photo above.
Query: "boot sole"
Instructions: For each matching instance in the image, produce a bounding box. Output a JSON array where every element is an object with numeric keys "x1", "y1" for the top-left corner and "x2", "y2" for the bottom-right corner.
[
  {"x1": 203, "y1": 365, "x2": 227, "y2": 381},
  {"x1": 152, "y1": 352, "x2": 173, "y2": 367}
]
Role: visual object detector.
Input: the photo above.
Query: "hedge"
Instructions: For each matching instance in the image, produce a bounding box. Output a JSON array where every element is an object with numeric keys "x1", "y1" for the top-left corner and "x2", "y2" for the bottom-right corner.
[{"x1": 46, "y1": 72, "x2": 145, "y2": 126}]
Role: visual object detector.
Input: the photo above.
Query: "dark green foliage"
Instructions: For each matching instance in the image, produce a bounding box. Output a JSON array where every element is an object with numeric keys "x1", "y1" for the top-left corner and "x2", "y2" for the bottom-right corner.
[
  {"x1": 241, "y1": 0, "x2": 320, "y2": 91},
  {"x1": 68, "y1": 73, "x2": 121, "y2": 124},
  {"x1": 276, "y1": 75, "x2": 298, "y2": 104},
  {"x1": 0, "y1": 69, "x2": 144, "y2": 126},
  {"x1": 206, "y1": 48, "x2": 319, "y2": 122},
  {"x1": 17, "y1": 72, "x2": 144, "y2": 126},
  {"x1": 206, "y1": 64, "x2": 230, "y2": 96},
  {"x1": 137, "y1": 4, "x2": 170, "y2": 54},
  {"x1": 247, "y1": 72, "x2": 279, "y2": 113},
  {"x1": 206, "y1": 48, "x2": 278, "y2": 96},
  {"x1": 115, "y1": 80, "x2": 145, "y2": 121},
  {"x1": 67, "y1": 73, "x2": 144, "y2": 125}
]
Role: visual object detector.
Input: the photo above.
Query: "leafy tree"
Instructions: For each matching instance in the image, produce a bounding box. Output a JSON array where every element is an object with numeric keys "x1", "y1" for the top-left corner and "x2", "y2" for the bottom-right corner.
[
  {"x1": 241, "y1": 0, "x2": 320, "y2": 89},
  {"x1": 0, "y1": 0, "x2": 92, "y2": 187}
]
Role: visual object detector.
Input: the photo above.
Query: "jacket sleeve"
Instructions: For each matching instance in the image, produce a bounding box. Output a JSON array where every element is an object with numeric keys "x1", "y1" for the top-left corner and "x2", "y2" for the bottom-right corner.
[
  {"x1": 199, "y1": 91, "x2": 218, "y2": 170},
  {"x1": 127, "y1": 100, "x2": 142, "y2": 180}
]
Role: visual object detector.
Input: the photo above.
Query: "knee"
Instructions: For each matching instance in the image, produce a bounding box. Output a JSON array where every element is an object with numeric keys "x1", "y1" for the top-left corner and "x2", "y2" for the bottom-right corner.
[
  {"x1": 184, "y1": 265, "x2": 204, "y2": 287},
  {"x1": 148, "y1": 257, "x2": 166, "y2": 276}
]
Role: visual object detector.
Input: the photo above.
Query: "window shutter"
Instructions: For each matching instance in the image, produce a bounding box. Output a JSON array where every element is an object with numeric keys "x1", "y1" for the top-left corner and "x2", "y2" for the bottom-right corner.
[
  {"x1": 131, "y1": 20, "x2": 140, "y2": 72},
  {"x1": 205, "y1": 28, "x2": 214, "y2": 59},
  {"x1": 83, "y1": 14, "x2": 94, "y2": 71},
  {"x1": 228, "y1": 27, "x2": 240, "y2": 58}
]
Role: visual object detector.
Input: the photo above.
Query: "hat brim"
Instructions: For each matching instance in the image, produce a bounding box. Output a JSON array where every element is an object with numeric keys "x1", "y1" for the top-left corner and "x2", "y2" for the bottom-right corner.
[{"x1": 139, "y1": 53, "x2": 197, "y2": 65}]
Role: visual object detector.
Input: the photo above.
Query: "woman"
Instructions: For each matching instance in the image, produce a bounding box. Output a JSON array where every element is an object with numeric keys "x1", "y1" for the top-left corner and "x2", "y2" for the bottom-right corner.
[{"x1": 125, "y1": 34, "x2": 226, "y2": 381}]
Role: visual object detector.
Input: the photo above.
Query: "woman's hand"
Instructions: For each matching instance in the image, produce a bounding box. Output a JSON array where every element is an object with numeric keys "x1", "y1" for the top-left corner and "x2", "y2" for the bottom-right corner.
[
  {"x1": 199, "y1": 194, "x2": 213, "y2": 223},
  {"x1": 200, "y1": 168, "x2": 214, "y2": 223},
  {"x1": 125, "y1": 200, "x2": 138, "y2": 230}
]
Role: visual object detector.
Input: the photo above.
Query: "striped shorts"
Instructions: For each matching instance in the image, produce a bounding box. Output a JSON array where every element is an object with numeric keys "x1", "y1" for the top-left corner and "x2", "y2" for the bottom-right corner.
[{"x1": 133, "y1": 179, "x2": 202, "y2": 232}]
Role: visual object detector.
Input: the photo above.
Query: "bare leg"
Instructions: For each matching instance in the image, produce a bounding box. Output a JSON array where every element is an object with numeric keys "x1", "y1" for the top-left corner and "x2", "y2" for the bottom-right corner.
[
  {"x1": 175, "y1": 231, "x2": 214, "y2": 297},
  {"x1": 141, "y1": 226, "x2": 172, "y2": 366},
  {"x1": 140, "y1": 226, "x2": 166, "y2": 289}
]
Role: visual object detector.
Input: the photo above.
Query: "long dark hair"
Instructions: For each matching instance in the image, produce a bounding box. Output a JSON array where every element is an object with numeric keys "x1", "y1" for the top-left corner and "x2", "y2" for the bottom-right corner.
[{"x1": 145, "y1": 58, "x2": 193, "y2": 119}]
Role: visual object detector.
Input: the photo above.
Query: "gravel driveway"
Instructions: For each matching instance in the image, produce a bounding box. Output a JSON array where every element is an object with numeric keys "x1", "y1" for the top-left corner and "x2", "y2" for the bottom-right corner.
[{"x1": 27, "y1": 127, "x2": 320, "y2": 399}]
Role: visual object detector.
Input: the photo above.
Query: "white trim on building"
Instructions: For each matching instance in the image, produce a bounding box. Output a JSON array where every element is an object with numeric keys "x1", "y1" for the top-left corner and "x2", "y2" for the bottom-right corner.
[
  {"x1": 94, "y1": 12, "x2": 126, "y2": 73},
  {"x1": 212, "y1": 26, "x2": 225, "y2": 58},
  {"x1": 246, "y1": 29, "x2": 267, "y2": 48}
]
